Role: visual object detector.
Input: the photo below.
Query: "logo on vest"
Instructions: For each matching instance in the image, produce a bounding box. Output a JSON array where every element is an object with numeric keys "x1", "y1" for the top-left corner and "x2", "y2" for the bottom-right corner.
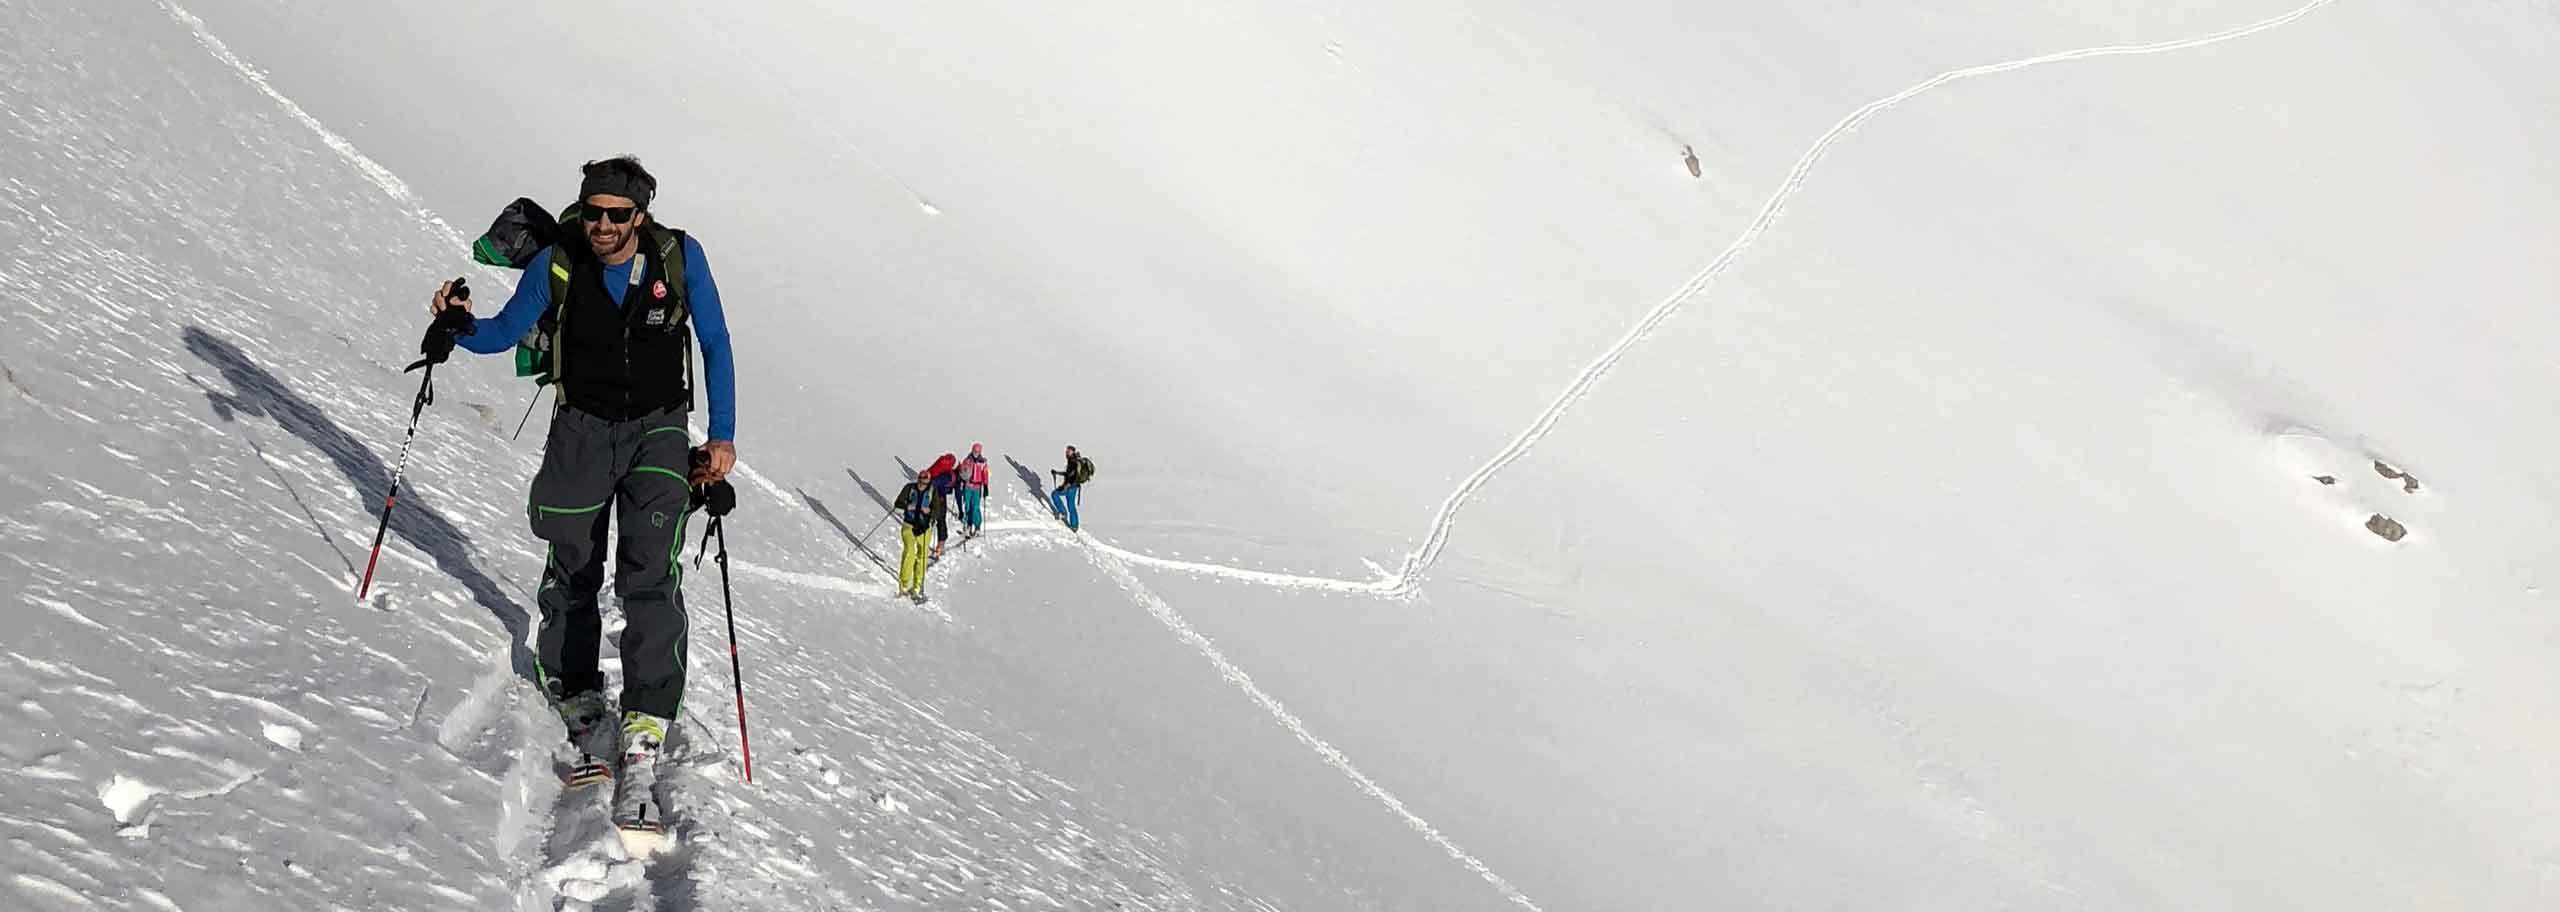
[
  {"x1": 652, "y1": 511, "x2": 667, "y2": 529},
  {"x1": 651, "y1": 280, "x2": 668, "y2": 300},
  {"x1": 645, "y1": 307, "x2": 669, "y2": 326}
]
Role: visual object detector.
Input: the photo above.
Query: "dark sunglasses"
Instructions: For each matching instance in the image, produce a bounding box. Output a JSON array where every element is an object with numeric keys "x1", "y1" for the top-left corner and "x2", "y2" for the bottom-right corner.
[{"x1": 584, "y1": 205, "x2": 640, "y2": 225}]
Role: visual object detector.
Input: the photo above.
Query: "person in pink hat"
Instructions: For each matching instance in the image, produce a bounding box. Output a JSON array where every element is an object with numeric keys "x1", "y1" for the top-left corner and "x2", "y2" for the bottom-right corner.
[{"x1": 957, "y1": 443, "x2": 991, "y2": 537}]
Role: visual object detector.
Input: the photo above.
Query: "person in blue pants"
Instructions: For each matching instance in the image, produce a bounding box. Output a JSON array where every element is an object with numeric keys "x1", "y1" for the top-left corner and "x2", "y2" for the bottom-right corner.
[{"x1": 1048, "y1": 445, "x2": 1091, "y2": 530}]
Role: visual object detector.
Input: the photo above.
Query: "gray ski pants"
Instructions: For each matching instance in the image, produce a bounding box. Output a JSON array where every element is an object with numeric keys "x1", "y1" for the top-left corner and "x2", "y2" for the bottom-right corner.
[{"x1": 528, "y1": 405, "x2": 694, "y2": 719}]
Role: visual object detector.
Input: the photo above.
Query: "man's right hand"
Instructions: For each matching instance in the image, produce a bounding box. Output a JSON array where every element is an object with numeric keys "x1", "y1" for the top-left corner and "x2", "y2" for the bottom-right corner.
[
  {"x1": 412, "y1": 279, "x2": 476, "y2": 371},
  {"x1": 428, "y1": 277, "x2": 472, "y2": 318}
]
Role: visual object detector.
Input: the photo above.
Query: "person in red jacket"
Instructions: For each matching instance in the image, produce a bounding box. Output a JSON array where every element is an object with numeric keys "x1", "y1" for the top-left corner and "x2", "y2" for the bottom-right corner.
[{"x1": 926, "y1": 452, "x2": 958, "y2": 559}]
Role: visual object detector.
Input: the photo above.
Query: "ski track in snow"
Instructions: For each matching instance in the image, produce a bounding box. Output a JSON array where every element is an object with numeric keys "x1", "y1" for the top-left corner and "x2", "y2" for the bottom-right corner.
[
  {"x1": 1373, "y1": 0, "x2": 2347, "y2": 598},
  {"x1": 1075, "y1": 539, "x2": 1545, "y2": 911},
  {"x1": 153, "y1": 0, "x2": 2343, "y2": 907}
]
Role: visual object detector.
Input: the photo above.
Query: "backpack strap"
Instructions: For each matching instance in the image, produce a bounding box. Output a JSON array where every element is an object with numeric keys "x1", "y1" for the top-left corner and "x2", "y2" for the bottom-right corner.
[
  {"x1": 545, "y1": 244, "x2": 574, "y2": 386},
  {"x1": 649, "y1": 226, "x2": 695, "y2": 394},
  {"x1": 654, "y1": 227, "x2": 689, "y2": 316}
]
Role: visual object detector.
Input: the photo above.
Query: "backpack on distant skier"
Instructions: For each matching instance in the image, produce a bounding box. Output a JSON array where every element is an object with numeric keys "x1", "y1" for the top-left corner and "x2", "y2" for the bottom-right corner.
[
  {"x1": 1071, "y1": 455, "x2": 1095, "y2": 485},
  {"x1": 467, "y1": 198, "x2": 691, "y2": 387}
]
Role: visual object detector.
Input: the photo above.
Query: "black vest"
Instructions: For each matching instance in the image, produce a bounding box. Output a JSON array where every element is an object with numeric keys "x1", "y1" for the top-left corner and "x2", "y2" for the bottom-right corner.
[{"x1": 554, "y1": 230, "x2": 693, "y2": 421}]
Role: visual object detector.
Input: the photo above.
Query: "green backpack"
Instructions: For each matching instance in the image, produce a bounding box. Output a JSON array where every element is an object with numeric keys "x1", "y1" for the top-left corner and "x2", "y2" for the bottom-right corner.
[{"x1": 468, "y1": 199, "x2": 689, "y2": 387}]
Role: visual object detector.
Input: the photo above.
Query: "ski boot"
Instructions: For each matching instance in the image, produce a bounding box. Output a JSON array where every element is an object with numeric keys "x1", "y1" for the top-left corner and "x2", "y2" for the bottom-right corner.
[
  {"x1": 554, "y1": 690, "x2": 614, "y2": 788},
  {"x1": 612, "y1": 711, "x2": 672, "y2": 855}
]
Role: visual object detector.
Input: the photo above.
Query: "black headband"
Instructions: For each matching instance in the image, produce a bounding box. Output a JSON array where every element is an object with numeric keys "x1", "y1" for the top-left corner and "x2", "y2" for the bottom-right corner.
[{"x1": 580, "y1": 170, "x2": 654, "y2": 209}]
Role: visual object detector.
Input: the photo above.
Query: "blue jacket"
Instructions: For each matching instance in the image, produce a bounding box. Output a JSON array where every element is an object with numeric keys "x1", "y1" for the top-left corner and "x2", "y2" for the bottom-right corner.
[{"x1": 456, "y1": 236, "x2": 736, "y2": 442}]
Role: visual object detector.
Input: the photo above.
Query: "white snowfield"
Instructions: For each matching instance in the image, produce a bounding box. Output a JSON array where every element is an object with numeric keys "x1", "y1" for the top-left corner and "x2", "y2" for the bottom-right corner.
[{"x1": 5, "y1": 0, "x2": 2557, "y2": 909}]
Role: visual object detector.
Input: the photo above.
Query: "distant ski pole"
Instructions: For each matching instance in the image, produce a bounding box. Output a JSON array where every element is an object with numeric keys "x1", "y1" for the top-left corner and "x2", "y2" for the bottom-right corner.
[
  {"x1": 708, "y1": 516, "x2": 753, "y2": 783},
  {"x1": 854, "y1": 503, "x2": 895, "y2": 549},
  {"x1": 354, "y1": 360, "x2": 436, "y2": 605},
  {"x1": 846, "y1": 503, "x2": 901, "y2": 582}
]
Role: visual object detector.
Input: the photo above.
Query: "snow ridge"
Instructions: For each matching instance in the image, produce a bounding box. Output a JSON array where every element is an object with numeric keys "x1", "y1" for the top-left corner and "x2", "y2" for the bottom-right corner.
[{"x1": 155, "y1": 0, "x2": 467, "y2": 247}]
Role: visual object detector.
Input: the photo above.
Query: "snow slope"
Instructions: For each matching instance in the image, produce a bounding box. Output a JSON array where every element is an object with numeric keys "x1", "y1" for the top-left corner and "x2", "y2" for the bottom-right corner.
[{"x1": 6, "y1": 0, "x2": 2559, "y2": 909}]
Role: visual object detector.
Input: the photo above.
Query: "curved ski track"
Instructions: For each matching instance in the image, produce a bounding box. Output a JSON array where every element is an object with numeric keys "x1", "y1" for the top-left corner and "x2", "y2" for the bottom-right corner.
[{"x1": 162, "y1": 0, "x2": 2341, "y2": 908}]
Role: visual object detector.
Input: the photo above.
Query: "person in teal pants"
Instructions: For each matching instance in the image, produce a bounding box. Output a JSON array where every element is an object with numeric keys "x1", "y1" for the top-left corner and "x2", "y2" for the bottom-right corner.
[
  {"x1": 958, "y1": 443, "x2": 990, "y2": 536},
  {"x1": 1048, "y1": 445, "x2": 1091, "y2": 531}
]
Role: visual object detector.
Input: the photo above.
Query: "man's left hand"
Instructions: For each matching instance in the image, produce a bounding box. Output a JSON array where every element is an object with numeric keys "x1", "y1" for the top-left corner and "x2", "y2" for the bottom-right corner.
[{"x1": 693, "y1": 440, "x2": 736, "y2": 485}]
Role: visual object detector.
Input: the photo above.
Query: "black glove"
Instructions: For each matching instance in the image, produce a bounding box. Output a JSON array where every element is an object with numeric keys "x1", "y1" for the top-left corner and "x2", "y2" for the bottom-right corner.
[
  {"x1": 692, "y1": 479, "x2": 736, "y2": 517},
  {"x1": 411, "y1": 278, "x2": 476, "y2": 371}
]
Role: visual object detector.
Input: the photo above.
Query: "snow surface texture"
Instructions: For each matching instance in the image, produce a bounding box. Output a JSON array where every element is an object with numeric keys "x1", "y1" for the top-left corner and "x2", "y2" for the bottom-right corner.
[{"x1": 5, "y1": 0, "x2": 2557, "y2": 909}]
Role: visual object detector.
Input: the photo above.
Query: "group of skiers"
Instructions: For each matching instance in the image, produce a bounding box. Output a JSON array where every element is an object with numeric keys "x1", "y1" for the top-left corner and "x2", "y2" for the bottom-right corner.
[
  {"x1": 403, "y1": 154, "x2": 1101, "y2": 848},
  {"x1": 892, "y1": 445, "x2": 990, "y2": 601},
  {"x1": 888, "y1": 444, "x2": 1096, "y2": 603}
]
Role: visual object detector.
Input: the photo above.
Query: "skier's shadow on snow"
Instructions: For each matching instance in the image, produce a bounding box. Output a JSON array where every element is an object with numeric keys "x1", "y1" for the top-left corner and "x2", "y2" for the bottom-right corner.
[
  {"x1": 1005, "y1": 455, "x2": 1051, "y2": 504},
  {"x1": 799, "y1": 489, "x2": 859, "y2": 545},
  {"x1": 844, "y1": 467, "x2": 892, "y2": 512},
  {"x1": 797, "y1": 488, "x2": 871, "y2": 550},
  {"x1": 797, "y1": 488, "x2": 894, "y2": 572},
  {"x1": 182, "y1": 327, "x2": 537, "y2": 682}
]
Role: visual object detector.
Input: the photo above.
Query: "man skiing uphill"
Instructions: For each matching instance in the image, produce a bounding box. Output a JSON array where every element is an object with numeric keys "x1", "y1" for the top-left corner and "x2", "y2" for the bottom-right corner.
[
  {"x1": 1049, "y1": 445, "x2": 1093, "y2": 531},
  {"x1": 418, "y1": 156, "x2": 737, "y2": 839},
  {"x1": 893, "y1": 469, "x2": 939, "y2": 603}
]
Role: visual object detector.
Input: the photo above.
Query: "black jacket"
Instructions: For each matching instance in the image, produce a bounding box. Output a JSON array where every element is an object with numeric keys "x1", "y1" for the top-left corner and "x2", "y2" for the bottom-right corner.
[{"x1": 894, "y1": 481, "x2": 939, "y2": 533}]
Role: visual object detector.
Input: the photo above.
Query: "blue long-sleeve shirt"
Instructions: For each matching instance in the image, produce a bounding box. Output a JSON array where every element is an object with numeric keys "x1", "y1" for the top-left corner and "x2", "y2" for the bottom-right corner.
[{"x1": 457, "y1": 235, "x2": 736, "y2": 441}]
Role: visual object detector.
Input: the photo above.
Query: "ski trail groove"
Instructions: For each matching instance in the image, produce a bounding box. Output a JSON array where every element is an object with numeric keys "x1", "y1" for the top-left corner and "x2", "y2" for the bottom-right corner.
[{"x1": 1073, "y1": 538, "x2": 1546, "y2": 912}]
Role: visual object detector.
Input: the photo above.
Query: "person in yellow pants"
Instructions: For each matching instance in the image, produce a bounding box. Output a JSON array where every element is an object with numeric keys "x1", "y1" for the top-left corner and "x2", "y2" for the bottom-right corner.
[{"x1": 892, "y1": 469, "x2": 938, "y2": 602}]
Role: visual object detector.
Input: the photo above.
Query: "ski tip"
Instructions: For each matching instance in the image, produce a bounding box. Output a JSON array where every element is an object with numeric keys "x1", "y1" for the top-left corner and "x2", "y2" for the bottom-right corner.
[{"x1": 615, "y1": 824, "x2": 672, "y2": 859}]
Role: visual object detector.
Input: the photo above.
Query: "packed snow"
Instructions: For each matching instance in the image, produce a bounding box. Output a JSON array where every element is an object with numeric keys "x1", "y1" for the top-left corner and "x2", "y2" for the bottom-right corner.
[{"x1": 3, "y1": 0, "x2": 2556, "y2": 909}]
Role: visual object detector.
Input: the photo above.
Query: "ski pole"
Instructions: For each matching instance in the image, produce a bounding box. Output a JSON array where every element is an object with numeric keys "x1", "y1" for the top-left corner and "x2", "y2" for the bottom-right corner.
[
  {"x1": 509, "y1": 384, "x2": 551, "y2": 441},
  {"x1": 853, "y1": 502, "x2": 895, "y2": 549},
  {"x1": 708, "y1": 516, "x2": 753, "y2": 784},
  {"x1": 358, "y1": 277, "x2": 470, "y2": 605},
  {"x1": 355, "y1": 362, "x2": 434, "y2": 604}
]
